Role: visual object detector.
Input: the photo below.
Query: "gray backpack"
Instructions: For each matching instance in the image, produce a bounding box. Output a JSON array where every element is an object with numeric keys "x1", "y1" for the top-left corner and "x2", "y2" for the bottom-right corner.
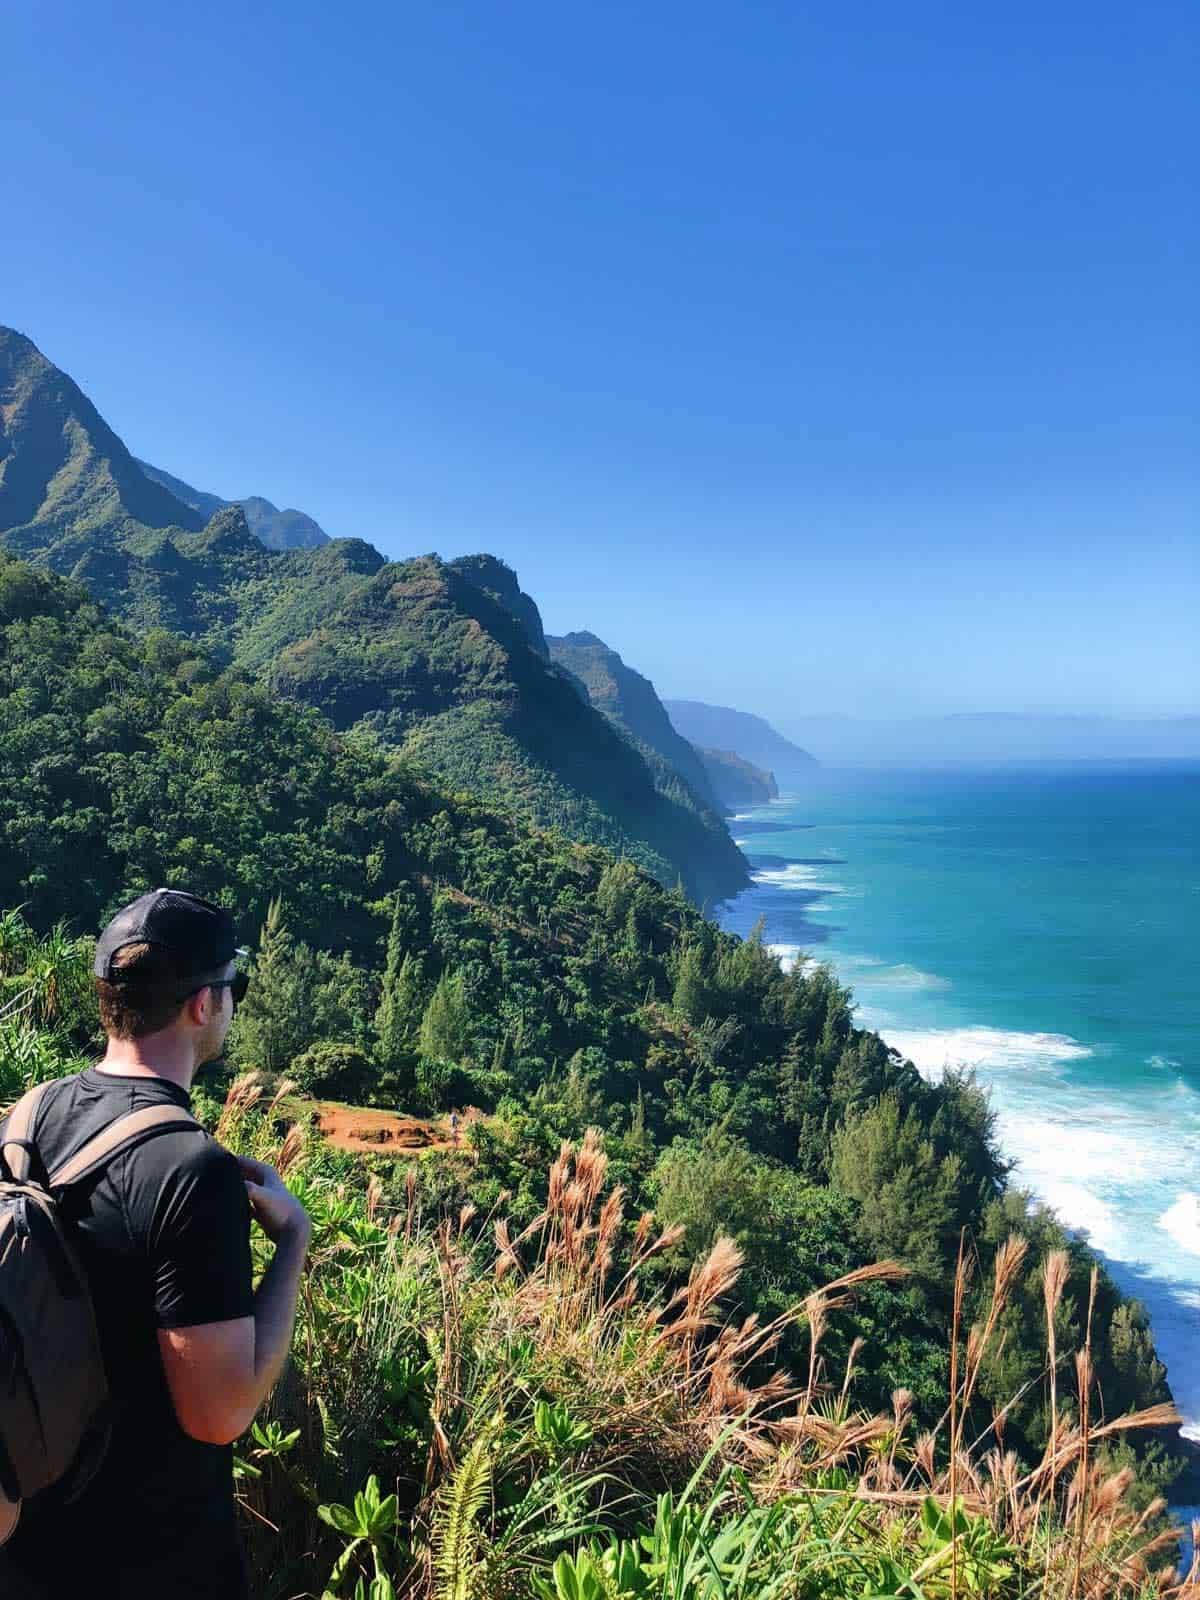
[{"x1": 0, "y1": 1080, "x2": 200, "y2": 1544}]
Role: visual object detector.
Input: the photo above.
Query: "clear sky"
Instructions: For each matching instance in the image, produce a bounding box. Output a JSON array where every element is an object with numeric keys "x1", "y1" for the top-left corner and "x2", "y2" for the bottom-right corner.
[{"x1": 3, "y1": 1, "x2": 1196, "y2": 723}]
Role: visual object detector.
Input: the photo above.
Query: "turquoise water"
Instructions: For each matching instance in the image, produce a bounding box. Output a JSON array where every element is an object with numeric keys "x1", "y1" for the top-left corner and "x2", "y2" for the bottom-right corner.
[{"x1": 717, "y1": 762, "x2": 1200, "y2": 1439}]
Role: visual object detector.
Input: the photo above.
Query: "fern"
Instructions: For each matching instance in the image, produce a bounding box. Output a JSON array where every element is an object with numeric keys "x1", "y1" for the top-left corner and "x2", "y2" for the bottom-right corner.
[{"x1": 432, "y1": 1427, "x2": 496, "y2": 1600}]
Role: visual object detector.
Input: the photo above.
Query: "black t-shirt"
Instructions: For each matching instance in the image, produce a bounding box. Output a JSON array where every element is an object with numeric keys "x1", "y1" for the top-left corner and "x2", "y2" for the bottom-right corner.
[{"x1": 0, "y1": 1069, "x2": 254, "y2": 1599}]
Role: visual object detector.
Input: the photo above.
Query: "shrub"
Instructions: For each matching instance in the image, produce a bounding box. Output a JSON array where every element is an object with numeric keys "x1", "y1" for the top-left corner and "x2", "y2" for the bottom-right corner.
[{"x1": 288, "y1": 1041, "x2": 375, "y2": 1102}]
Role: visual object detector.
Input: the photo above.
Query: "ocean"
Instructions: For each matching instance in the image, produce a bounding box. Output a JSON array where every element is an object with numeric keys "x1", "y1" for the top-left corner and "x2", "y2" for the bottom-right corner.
[{"x1": 716, "y1": 761, "x2": 1200, "y2": 1445}]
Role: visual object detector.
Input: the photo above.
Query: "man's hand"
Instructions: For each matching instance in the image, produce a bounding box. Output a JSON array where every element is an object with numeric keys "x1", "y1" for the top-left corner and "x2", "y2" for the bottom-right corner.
[{"x1": 238, "y1": 1155, "x2": 311, "y2": 1245}]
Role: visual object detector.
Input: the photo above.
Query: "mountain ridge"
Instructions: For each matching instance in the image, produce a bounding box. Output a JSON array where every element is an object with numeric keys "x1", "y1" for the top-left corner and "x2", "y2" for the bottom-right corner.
[
  {"x1": 136, "y1": 457, "x2": 331, "y2": 550},
  {"x1": 547, "y1": 630, "x2": 724, "y2": 816},
  {"x1": 697, "y1": 747, "x2": 780, "y2": 808},
  {"x1": 664, "y1": 698, "x2": 818, "y2": 773},
  {"x1": 0, "y1": 325, "x2": 330, "y2": 556},
  {"x1": 0, "y1": 325, "x2": 203, "y2": 551}
]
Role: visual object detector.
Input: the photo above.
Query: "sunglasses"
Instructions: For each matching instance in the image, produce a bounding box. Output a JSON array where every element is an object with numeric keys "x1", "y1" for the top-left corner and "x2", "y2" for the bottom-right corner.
[{"x1": 180, "y1": 970, "x2": 250, "y2": 1010}]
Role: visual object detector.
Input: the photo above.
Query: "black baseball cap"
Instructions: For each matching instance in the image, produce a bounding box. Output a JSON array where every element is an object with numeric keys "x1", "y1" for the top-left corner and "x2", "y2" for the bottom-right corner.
[{"x1": 94, "y1": 889, "x2": 247, "y2": 982}]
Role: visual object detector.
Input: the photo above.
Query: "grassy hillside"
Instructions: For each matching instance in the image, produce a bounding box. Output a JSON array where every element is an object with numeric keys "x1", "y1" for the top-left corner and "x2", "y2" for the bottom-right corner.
[{"x1": 1, "y1": 992, "x2": 1189, "y2": 1596}]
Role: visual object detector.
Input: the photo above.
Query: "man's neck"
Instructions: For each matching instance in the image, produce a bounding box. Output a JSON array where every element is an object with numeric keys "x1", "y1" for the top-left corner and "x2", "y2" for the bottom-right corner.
[{"x1": 96, "y1": 1037, "x2": 197, "y2": 1095}]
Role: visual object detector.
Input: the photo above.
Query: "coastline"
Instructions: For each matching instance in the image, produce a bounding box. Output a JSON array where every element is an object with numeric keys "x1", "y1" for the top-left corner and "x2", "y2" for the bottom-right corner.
[{"x1": 716, "y1": 770, "x2": 1200, "y2": 1520}]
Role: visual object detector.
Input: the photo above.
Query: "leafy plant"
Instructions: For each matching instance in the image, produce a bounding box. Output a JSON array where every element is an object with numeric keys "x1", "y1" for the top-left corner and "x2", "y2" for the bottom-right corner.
[{"x1": 318, "y1": 1474, "x2": 401, "y2": 1597}]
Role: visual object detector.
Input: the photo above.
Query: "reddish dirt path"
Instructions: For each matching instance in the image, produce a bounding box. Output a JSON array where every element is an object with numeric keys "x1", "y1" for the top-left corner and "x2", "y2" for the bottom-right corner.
[{"x1": 315, "y1": 1103, "x2": 473, "y2": 1157}]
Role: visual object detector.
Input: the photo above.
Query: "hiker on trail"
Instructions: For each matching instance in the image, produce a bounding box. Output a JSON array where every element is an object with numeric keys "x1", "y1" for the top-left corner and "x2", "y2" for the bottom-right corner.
[
  {"x1": 0, "y1": 889, "x2": 311, "y2": 1600},
  {"x1": 450, "y1": 1109, "x2": 460, "y2": 1144}
]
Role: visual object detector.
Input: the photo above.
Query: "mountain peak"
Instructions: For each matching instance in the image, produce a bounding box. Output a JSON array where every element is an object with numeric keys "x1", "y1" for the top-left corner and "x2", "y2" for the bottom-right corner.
[
  {"x1": 449, "y1": 554, "x2": 549, "y2": 657},
  {"x1": 557, "y1": 629, "x2": 607, "y2": 649},
  {"x1": 0, "y1": 326, "x2": 202, "y2": 550},
  {"x1": 182, "y1": 503, "x2": 263, "y2": 558}
]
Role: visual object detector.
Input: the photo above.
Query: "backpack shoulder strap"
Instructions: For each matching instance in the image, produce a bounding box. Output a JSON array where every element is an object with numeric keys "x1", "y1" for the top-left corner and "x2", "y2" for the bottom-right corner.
[
  {"x1": 1, "y1": 1082, "x2": 53, "y2": 1183},
  {"x1": 48, "y1": 1105, "x2": 203, "y2": 1191}
]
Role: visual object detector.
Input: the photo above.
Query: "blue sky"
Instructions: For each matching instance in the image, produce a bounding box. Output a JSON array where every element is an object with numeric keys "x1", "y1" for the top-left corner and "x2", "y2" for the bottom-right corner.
[{"x1": 3, "y1": 1, "x2": 1196, "y2": 723}]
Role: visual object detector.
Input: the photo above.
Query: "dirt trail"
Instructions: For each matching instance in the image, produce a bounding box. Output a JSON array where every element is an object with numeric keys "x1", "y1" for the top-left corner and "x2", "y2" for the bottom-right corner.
[{"x1": 316, "y1": 1103, "x2": 473, "y2": 1157}]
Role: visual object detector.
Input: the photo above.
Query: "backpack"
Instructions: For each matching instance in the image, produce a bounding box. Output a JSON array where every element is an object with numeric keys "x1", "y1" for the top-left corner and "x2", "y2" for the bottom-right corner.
[{"x1": 0, "y1": 1079, "x2": 201, "y2": 1545}]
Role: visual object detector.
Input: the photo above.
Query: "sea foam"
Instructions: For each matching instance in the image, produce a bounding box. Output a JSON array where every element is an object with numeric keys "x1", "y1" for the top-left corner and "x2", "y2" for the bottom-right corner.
[
  {"x1": 752, "y1": 862, "x2": 846, "y2": 893},
  {"x1": 879, "y1": 1024, "x2": 1092, "y2": 1075},
  {"x1": 1160, "y1": 1195, "x2": 1200, "y2": 1259},
  {"x1": 837, "y1": 953, "x2": 951, "y2": 992}
]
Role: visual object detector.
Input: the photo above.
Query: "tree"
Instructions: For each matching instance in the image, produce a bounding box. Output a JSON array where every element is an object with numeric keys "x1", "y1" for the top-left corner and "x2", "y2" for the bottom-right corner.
[
  {"x1": 289, "y1": 1041, "x2": 374, "y2": 1101},
  {"x1": 671, "y1": 942, "x2": 708, "y2": 1024},
  {"x1": 777, "y1": 1034, "x2": 812, "y2": 1127},
  {"x1": 418, "y1": 970, "x2": 471, "y2": 1064},
  {"x1": 229, "y1": 898, "x2": 308, "y2": 1074},
  {"x1": 830, "y1": 1096, "x2": 967, "y2": 1281},
  {"x1": 230, "y1": 900, "x2": 377, "y2": 1080},
  {"x1": 375, "y1": 888, "x2": 427, "y2": 1068}
]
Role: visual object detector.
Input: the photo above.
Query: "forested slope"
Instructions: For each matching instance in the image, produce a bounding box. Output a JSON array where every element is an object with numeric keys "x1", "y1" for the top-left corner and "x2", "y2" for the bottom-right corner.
[{"x1": 0, "y1": 550, "x2": 1182, "y2": 1503}]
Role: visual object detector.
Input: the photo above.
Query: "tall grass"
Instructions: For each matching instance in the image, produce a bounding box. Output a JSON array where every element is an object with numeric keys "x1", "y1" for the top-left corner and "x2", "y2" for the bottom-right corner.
[{"x1": 215, "y1": 1089, "x2": 1192, "y2": 1600}]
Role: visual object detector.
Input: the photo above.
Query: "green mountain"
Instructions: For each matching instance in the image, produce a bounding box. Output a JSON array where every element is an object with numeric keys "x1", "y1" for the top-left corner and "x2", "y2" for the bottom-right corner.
[
  {"x1": 260, "y1": 554, "x2": 749, "y2": 905},
  {"x1": 0, "y1": 326, "x2": 203, "y2": 557},
  {"x1": 0, "y1": 325, "x2": 328, "y2": 558},
  {"x1": 0, "y1": 331, "x2": 747, "y2": 903},
  {"x1": 66, "y1": 515, "x2": 747, "y2": 905},
  {"x1": 664, "y1": 697, "x2": 818, "y2": 773},
  {"x1": 698, "y1": 747, "x2": 779, "y2": 808},
  {"x1": 136, "y1": 458, "x2": 331, "y2": 550},
  {"x1": 547, "y1": 631, "x2": 722, "y2": 813},
  {"x1": 449, "y1": 552, "x2": 549, "y2": 657}
]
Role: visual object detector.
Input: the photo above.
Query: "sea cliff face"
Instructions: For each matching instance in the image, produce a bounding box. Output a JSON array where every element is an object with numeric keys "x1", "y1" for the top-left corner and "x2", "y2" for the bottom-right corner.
[
  {"x1": 547, "y1": 631, "x2": 722, "y2": 812},
  {"x1": 697, "y1": 747, "x2": 779, "y2": 808}
]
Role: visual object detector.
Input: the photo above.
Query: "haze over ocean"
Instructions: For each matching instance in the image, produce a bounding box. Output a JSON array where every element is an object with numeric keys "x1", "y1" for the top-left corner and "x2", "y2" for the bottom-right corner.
[{"x1": 718, "y1": 761, "x2": 1200, "y2": 1438}]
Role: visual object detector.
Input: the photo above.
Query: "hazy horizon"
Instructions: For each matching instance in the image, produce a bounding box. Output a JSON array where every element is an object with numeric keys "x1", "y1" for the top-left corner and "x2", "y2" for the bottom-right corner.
[{"x1": 767, "y1": 711, "x2": 1200, "y2": 766}]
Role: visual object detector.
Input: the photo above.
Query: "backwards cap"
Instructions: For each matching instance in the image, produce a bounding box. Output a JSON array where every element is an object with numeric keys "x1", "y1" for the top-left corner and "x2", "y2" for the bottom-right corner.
[{"x1": 94, "y1": 889, "x2": 244, "y2": 982}]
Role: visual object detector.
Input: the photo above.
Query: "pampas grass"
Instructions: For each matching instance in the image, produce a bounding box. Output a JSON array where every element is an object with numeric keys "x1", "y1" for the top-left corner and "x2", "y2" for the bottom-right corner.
[{"x1": 224, "y1": 1105, "x2": 1187, "y2": 1600}]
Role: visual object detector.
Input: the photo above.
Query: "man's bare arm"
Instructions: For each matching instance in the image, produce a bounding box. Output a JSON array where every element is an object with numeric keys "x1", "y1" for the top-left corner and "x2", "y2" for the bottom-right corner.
[{"x1": 158, "y1": 1159, "x2": 311, "y2": 1446}]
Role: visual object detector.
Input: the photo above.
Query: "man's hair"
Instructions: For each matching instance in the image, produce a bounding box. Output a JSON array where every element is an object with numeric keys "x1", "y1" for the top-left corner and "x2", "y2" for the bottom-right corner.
[{"x1": 95, "y1": 943, "x2": 188, "y2": 1039}]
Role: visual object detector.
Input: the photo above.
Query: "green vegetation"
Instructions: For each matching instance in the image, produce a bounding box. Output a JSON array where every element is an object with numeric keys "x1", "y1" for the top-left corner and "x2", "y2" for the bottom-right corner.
[
  {"x1": 0, "y1": 944, "x2": 1190, "y2": 1595},
  {"x1": 0, "y1": 555, "x2": 1187, "y2": 1533},
  {"x1": 262, "y1": 554, "x2": 748, "y2": 905},
  {"x1": 0, "y1": 326, "x2": 203, "y2": 555}
]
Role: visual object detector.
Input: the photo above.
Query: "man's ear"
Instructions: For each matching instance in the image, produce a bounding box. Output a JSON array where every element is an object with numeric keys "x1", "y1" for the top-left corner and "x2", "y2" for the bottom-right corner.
[{"x1": 181, "y1": 987, "x2": 213, "y2": 1027}]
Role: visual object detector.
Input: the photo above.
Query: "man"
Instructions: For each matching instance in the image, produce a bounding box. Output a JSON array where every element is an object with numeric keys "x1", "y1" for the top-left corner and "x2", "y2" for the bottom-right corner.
[{"x1": 0, "y1": 888, "x2": 310, "y2": 1599}]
